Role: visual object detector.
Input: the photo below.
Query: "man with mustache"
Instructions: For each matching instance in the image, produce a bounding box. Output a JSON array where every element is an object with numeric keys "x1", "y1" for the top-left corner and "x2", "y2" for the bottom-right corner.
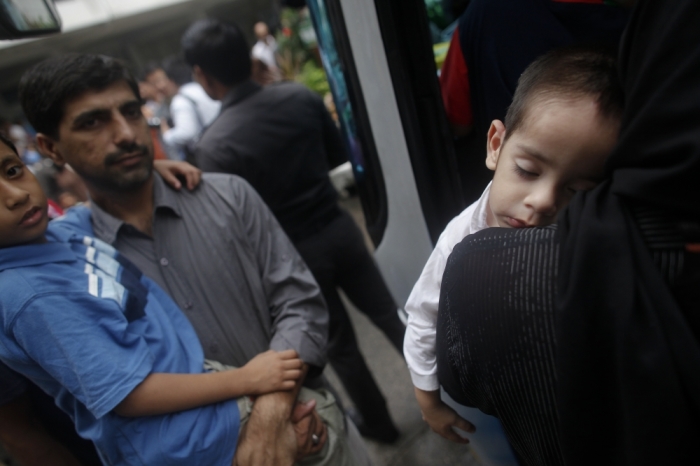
[{"x1": 1, "y1": 53, "x2": 368, "y2": 466}]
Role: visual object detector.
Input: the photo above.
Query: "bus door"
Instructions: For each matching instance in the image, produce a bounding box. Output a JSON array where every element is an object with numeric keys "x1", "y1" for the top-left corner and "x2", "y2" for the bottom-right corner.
[{"x1": 307, "y1": 0, "x2": 466, "y2": 305}]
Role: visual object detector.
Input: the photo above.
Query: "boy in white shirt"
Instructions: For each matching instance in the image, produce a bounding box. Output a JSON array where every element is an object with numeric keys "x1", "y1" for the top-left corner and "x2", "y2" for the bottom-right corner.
[{"x1": 405, "y1": 46, "x2": 624, "y2": 443}]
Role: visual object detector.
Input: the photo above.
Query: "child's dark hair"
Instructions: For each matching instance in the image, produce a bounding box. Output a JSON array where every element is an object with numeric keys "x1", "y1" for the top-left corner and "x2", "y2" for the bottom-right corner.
[
  {"x1": 505, "y1": 45, "x2": 623, "y2": 137},
  {"x1": 0, "y1": 132, "x2": 19, "y2": 156},
  {"x1": 19, "y1": 54, "x2": 141, "y2": 139}
]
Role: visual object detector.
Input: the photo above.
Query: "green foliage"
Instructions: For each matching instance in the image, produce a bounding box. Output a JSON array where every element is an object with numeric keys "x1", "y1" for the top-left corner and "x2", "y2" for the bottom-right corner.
[
  {"x1": 295, "y1": 60, "x2": 330, "y2": 96},
  {"x1": 276, "y1": 7, "x2": 330, "y2": 96},
  {"x1": 276, "y1": 8, "x2": 315, "y2": 79}
]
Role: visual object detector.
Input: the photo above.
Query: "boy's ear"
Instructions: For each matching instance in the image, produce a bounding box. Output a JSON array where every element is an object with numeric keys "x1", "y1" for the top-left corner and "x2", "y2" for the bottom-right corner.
[
  {"x1": 35, "y1": 133, "x2": 65, "y2": 167},
  {"x1": 485, "y1": 120, "x2": 506, "y2": 171}
]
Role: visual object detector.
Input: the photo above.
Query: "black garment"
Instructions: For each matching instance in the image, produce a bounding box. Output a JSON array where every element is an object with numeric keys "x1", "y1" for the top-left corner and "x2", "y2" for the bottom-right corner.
[
  {"x1": 460, "y1": 0, "x2": 629, "y2": 137},
  {"x1": 437, "y1": 1, "x2": 700, "y2": 465},
  {"x1": 557, "y1": 1, "x2": 700, "y2": 464},
  {"x1": 196, "y1": 80, "x2": 346, "y2": 243},
  {"x1": 437, "y1": 227, "x2": 562, "y2": 466},
  {"x1": 294, "y1": 211, "x2": 405, "y2": 429},
  {"x1": 196, "y1": 80, "x2": 404, "y2": 432},
  {"x1": 452, "y1": 0, "x2": 628, "y2": 203},
  {"x1": 437, "y1": 217, "x2": 700, "y2": 466}
]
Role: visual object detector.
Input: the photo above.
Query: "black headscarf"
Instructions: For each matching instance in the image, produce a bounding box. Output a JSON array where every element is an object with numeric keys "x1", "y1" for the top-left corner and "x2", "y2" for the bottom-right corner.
[{"x1": 556, "y1": 1, "x2": 700, "y2": 464}]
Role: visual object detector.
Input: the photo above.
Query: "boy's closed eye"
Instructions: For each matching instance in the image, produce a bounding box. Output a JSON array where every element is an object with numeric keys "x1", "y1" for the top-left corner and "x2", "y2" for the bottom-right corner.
[{"x1": 513, "y1": 162, "x2": 539, "y2": 179}]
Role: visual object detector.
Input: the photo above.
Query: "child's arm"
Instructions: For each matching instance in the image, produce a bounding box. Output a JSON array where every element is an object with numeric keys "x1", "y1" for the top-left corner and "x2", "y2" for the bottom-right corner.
[
  {"x1": 414, "y1": 388, "x2": 475, "y2": 444},
  {"x1": 405, "y1": 202, "x2": 486, "y2": 441},
  {"x1": 153, "y1": 159, "x2": 202, "y2": 191},
  {"x1": 114, "y1": 349, "x2": 302, "y2": 417}
]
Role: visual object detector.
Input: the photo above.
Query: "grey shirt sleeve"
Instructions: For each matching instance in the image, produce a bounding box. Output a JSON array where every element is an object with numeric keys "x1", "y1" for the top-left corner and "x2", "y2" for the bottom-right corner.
[
  {"x1": 0, "y1": 361, "x2": 27, "y2": 406},
  {"x1": 219, "y1": 177, "x2": 329, "y2": 370}
]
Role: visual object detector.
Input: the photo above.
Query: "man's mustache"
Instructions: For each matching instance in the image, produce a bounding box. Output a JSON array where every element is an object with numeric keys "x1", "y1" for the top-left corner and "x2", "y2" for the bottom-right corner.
[{"x1": 104, "y1": 145, "x2": 151, "y2": 166}]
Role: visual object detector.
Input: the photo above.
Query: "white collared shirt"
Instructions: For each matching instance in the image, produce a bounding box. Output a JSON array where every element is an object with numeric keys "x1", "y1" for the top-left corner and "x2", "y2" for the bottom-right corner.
[
  {"x1": 163, "y1": 82, "x2": 221, "y2": 149},
  {"x1": 404, "y1": 183, "x2": 491, "y2": 390}
]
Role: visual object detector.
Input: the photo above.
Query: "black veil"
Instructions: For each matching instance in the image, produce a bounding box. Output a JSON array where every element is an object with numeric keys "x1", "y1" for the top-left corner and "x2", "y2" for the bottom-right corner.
[{"x1": 556, "y1": 0, "x2": 700, "y2": 464}]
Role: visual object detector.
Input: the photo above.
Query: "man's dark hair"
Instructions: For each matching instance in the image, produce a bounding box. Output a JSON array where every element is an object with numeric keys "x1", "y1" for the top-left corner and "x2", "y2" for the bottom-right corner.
[
  {"x1": 505, "y1": 46, "x2": 624, "y2": 137},
  {"x1": 19, "y1": 54, "x2": 141, "y2": 139},
  {"x1": 161, "y1": 55, "x2": 192, "y2": 86},
  {"x1": 181, "y1": 19, "x2": 251, "y2": 86}
]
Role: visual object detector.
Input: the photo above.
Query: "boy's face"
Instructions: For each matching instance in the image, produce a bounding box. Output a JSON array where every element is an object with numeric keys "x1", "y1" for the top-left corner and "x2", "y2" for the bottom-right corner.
[
  {"x1": 36, "y1": 81, "x2": 154, "y2": 194},
  {"x1": 0, "y1": 144, "x2": 48, "y2": 248},
  {"x1": 485, "y1": 96, "x2": 619, "y2": 228}
]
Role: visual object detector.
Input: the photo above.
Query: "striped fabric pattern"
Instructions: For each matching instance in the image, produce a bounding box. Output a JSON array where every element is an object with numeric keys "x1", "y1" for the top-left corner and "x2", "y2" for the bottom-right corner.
[{"x1": 437, "y1": 226, "x2": 564, "y2": 465}]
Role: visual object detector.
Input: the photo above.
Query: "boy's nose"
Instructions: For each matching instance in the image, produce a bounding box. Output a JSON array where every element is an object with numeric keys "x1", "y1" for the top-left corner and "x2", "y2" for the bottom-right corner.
[
  {"x1": 1, "y1": 181, "x2": 30, "y2": 210},
  {"x1": 526, "y1": 185, "x2": 558, "y2": 218}
]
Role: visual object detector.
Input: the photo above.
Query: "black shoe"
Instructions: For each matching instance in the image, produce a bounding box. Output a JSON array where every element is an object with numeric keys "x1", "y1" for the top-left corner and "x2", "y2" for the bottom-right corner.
[{"x1": 346, "y1": 407, "x2": 400, "y2": 444}]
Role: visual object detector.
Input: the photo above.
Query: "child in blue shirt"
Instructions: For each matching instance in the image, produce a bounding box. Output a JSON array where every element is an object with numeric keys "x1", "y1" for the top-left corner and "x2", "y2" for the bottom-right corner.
[{"x1": 0, "y1": 133, "x2": 304, "y2": 465}]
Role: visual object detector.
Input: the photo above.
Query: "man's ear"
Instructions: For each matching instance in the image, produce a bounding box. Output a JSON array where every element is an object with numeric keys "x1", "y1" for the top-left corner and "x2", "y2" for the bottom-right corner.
[
  {"x1": 35, "y1": 133, "x2": 65, "y2": 167},
  {"x1": 485, "y1": 120, "x2": 506, "y2": 171}
]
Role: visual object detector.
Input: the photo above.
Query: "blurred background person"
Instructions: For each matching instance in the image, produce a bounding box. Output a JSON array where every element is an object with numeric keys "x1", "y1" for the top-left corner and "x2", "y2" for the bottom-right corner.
[
  {"x1": 251, "y1": 21, "x2": 282, "y2": 85},
  {"x1": 148, "y1": 56, "x2": 220, "y2": 162}
]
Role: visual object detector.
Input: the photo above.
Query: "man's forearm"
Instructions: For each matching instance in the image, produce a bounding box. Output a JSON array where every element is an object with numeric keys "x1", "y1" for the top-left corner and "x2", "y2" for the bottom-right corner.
[
  {"x1": 233, "y1": 365, "x2": 309, "y2": 466},
  {"x1": 248, "y1": 364, "x2": 307, "y2": 422}
]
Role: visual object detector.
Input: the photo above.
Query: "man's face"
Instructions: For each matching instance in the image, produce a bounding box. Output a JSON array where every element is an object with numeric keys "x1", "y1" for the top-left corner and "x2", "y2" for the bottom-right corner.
[
  {"x1": 146, "y1": 68, "x2": 178, "y2": 99},
  {"x1": 43, "y1": 81, "x2": 154, "y2": 194},
  {"x1": 485, "y1": 96, "x2": 619, "y2": 228},
  {"x1": 0, "y1": 147, "x2": 48, "y2": 248}
]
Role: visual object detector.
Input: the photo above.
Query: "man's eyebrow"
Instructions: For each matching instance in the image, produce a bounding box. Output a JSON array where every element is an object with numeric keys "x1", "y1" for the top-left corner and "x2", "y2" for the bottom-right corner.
[
  {"x1": 72, "y1": 108, "x2": 110, "y2": 126},
  {"x1": 119, "y1": 99, "x2": 142, "y2": 109},
  {"x1": 515, "y1": 144, "x2": 552, "y2": 165}
]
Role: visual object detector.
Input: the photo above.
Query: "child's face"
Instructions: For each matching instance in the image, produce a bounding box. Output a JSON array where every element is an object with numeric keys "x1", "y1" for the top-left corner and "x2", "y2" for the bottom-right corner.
[
  {"x1": 485, "y1": 96, "x2": 619, "y2": 228},
  {"x1": 0, "y1": 143, "x2": 48, "y2": 248}
]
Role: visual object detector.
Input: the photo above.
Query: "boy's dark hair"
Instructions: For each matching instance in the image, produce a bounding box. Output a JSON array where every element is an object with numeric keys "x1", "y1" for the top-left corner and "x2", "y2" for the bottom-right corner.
[
  {"x1": 505, "y1": 46, "x2": 624, "y2": 137},
  {"x1": 19, "y1": 54, "x2": 141, "y2": 139},
  {"x1": 161, "y1": 55, "x2": 192, "y2": 86},
  {"x1": 181, "y1": 19, "x2": 251, "y2": 86},
  {"x1": 0, "y1": 133, "x2": 19, "y2": 156}
]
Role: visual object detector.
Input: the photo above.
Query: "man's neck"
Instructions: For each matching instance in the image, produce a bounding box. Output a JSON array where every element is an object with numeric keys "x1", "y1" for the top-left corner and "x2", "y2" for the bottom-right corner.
[
  {"x1": 213, "y1": 82, "x2": 234, "y2": 101},
  {"x1": 90, "y1": 176, "x2": 155, "y2": 237}
]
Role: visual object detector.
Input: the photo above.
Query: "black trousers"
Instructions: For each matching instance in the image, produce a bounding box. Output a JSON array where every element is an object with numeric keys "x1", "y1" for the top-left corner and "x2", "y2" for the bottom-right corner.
[{"x1": 294, "y1": 210, "x2": 406, "y2": 428}]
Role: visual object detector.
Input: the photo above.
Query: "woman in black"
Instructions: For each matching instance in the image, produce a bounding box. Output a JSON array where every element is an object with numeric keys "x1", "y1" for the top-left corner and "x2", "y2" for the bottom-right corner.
[{"x1": 436, "y1": 1, "x2": 700, "y2": 465}]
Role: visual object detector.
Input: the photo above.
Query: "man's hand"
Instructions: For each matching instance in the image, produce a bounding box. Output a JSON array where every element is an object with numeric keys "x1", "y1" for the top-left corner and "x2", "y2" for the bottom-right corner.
[
  {"x1": 414, "y1": 387, "x2": 475, "y2": 444},
  {"x1": 291, "y1": 399, "x2": 327, "y2": 461},
  {"x1": 232, "y1": 363, "x2": 310, "y2": 466}
]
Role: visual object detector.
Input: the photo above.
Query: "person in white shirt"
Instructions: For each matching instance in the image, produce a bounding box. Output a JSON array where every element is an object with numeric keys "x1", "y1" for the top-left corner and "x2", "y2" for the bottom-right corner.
[
  {"x1": 404, "y1": 46, "x2": 624, "y2": 445},
  {"x1": 148, "y1": 57, "x2": 221, "y2": 160},
  {"x1": 251, "y1": 22, "x2": 282, "y2": 85},
  {"x1": 252, "y1": 22, "x2": 279, "y2": 70}
]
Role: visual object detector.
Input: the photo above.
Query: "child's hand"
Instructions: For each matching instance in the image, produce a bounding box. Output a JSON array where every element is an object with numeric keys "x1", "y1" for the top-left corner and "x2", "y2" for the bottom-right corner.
[
  {"x1": 153, "y1": 160, "x2": 202, "y2": 191},
  {"x1": 241, "y1": 349, "x2": 304, "y2": 395},
  {"x1": 414, "y1": 387, "x2": 475, "y2": 444}
]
